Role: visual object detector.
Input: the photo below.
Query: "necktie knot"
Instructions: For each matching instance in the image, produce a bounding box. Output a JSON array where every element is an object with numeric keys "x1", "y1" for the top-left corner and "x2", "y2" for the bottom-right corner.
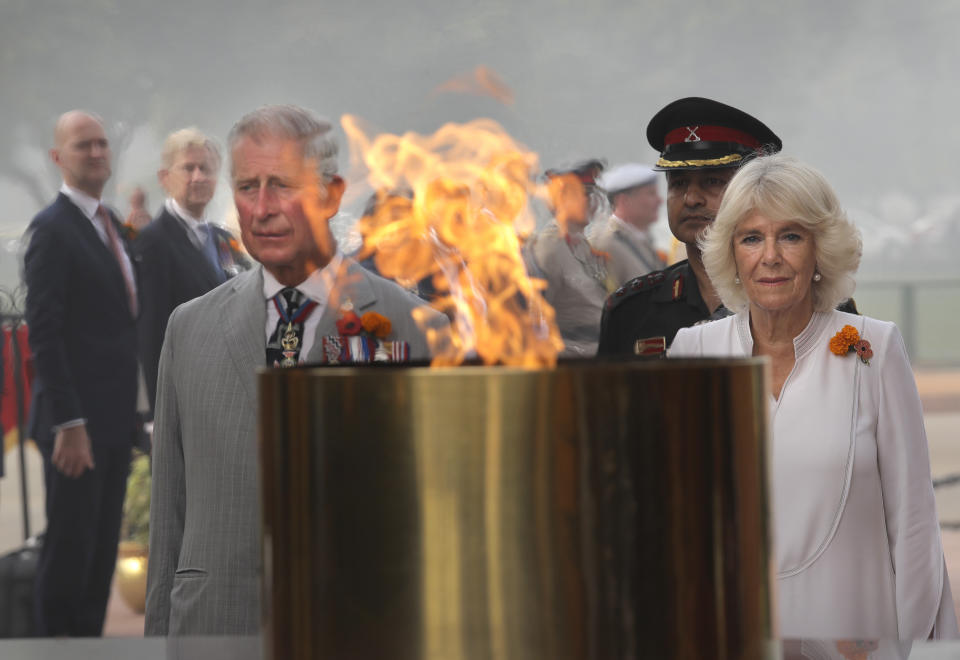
[{"x1": 281, "y1": 287, "x2": 304, "y2": 312}]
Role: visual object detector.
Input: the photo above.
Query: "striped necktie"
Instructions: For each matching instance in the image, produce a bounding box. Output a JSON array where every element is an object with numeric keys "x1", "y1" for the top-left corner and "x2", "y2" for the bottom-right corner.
[{"x1": 98, "y1": 205, "x2": 138, "y2": 317}]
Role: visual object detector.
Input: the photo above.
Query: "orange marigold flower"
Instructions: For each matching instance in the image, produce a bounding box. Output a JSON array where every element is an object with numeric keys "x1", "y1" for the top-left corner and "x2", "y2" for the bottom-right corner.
[
  {"x1": 838, "y1": 325, "x2": 859, "y2": 345},
  {"x1": 828, "y1": 324, "x2": 860, "y2": 355},
  {"x1": 361, "y1": 311, "x2": 392, "y2": 338},
  {"x1": 829, "y1": 335, "x2": 850, "y2": 356}
]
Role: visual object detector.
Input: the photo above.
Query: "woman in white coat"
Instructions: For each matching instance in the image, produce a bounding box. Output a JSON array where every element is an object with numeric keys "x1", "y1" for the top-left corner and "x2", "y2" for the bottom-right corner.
[{"x1": 670, "y1": 154, "x2": 958, "y2": 640}]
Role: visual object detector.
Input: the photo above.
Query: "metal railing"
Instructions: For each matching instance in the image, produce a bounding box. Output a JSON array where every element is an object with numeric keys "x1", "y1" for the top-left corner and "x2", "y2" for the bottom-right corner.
[{"x1": 857, "y1": 277, "x2": 960, "y2": 365}]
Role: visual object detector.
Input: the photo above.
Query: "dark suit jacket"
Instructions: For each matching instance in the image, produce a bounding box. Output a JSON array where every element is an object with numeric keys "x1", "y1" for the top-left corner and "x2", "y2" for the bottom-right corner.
[
  {"x1": 133, "y1": 207, "x2": 246, "y2": 414},
  {"x1": 23, "y1": 193, "x2": 139, "y2": 449}
]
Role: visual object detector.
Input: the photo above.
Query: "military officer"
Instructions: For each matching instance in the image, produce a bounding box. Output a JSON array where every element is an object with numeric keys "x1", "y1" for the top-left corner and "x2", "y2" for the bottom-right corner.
[
  {"x1": 524, "y1": 159, "x2": 610, "y2": 357},
  {"x1": 591, "y1": 162, "x2": 665, "y2": 288},
  {"x1": 596, "y1": 97, "x2": 782, "y2": 356}
]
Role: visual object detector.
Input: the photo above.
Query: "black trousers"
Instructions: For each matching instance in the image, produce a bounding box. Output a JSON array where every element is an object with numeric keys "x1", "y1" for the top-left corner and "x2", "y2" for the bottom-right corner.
[{"x1": 34, "y1": 440, "x2": 131, "y2": 636}]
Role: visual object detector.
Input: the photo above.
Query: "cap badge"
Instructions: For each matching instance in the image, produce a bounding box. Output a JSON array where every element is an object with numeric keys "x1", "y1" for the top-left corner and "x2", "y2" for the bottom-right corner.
[{"x1": 684, "y1": 126, "x2": 701, "y2": 142}]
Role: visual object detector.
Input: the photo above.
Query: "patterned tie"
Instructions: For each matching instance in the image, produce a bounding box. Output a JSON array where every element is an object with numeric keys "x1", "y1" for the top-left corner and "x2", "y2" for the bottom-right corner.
[
  {"x1": 266, "y1": 288, "x2": 319, "y2": 367},
  {"x1": 98, "y1": 205, "x2": 138, "y2": 317}
]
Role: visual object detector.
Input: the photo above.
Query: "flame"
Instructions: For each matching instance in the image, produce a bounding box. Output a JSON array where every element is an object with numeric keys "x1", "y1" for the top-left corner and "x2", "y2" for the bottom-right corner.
[
  {"x1": 433, "y1": 66, "x2": 515, "y2": 105},
  {"x1": 342, "y1": 115, "x2": 563, "y2": 367}
]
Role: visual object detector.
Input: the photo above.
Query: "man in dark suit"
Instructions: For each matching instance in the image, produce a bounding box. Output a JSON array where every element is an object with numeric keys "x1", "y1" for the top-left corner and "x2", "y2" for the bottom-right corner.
[
  {"x1": 133, "y1": 128, "x2": 248, "y2": 415},
  {"x1": 23, "y1": 110, "x2": 139, "y2": 636}
]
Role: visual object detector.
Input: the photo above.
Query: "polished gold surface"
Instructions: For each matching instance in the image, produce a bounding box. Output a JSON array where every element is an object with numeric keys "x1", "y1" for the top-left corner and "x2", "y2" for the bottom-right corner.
[
  {"x1": 115, "y1": 541, "x2": 148, "y2": 615},
  {"x1": 259, "y1": 359, "x2": 771, "y2": 659}
]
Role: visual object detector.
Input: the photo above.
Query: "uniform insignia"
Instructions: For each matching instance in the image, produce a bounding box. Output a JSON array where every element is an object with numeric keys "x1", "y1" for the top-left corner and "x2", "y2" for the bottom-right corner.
[
  {"x1": 634, "y1": 336, "x2": 666, "y2": 357},
  {"x1": 672, "y1": 276, "x2": 684, "y2": 300},
  {"x1": 647, "y1": 271, "x2": 665, "y2": 285}
]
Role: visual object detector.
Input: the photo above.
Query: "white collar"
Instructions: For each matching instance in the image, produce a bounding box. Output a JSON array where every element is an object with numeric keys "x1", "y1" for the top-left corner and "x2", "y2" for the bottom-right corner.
[
  {"x1": 60, "y1": 182, "x2": 101, "y2": 220},
  {"x1": 262, "y1": 252, "x2": 344, "y2": 304},
  {"x1": 166, "y1": 198, "x2": 206, "y2": 228}
]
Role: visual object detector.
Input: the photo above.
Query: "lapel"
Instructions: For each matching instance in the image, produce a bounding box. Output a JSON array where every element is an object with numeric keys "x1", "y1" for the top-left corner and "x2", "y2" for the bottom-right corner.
[
  {"x1": 159, "y1": 208, "x2": 221, "y2": 290},
  {"x1": 221, "y1": 266, "x2": 268, "y2": 402},
  {"x1": 306, "y1": 258, "x2": 379, "y2": 362},
  {"x1": 57, "y1": 194, "x2": 130, "y2": 304},
  {"x1": 616, "y1": 225, "x2": 663, "y2": 275}
]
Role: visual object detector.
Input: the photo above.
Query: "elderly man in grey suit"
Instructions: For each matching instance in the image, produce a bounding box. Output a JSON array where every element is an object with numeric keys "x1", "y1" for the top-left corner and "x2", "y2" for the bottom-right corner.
[
  {"x1": 590, "y1": 163, "x2": 666, "y2": 288},
  {"x1": 145, "y1": 104, "x2": 447, "y2": 635}
]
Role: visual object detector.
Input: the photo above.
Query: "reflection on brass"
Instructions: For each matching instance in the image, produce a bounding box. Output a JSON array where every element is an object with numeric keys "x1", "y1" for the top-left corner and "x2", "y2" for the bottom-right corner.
[{"x1": 259, "y1": 359, "x2": 771, "y2": 659}]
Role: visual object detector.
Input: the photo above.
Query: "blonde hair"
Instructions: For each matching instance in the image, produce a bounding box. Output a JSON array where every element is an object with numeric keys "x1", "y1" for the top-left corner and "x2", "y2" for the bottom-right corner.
[
  {"x1": 700, "y1": 154, "x2": 862, "y2": 314},
  {"x1": 161, "y1": 127, "x2": 221, "y2": 170}
]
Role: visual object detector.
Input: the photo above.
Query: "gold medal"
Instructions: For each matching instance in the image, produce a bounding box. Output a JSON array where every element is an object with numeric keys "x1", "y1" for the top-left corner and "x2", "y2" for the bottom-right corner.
[{"x1": 281, "y1": 332, "x2": 299, "y2": 351}]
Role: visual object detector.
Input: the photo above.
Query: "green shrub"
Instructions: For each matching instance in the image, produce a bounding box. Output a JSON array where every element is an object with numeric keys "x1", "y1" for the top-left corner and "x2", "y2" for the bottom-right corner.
[{"x1": 121, "y1": 450, "x2": 151, "y2": 547}]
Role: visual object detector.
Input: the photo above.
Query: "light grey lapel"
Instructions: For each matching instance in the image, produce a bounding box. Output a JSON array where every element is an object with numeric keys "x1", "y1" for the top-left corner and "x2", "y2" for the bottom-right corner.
[
  {"x1": 222, "y1": 266, "x2": 267, "y2": 402},
  {"x1": 306, "y1": 259, "x2": 378, "y2": 362},
  {"x1": 617, "y1": 227, "x2": 660, "y2": 272}
]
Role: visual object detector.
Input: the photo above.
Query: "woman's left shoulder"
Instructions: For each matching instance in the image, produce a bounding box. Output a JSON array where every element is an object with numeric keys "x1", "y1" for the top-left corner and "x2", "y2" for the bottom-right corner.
[{"x1": 831, "y1": 310, "x2": 898, "y2": 339}]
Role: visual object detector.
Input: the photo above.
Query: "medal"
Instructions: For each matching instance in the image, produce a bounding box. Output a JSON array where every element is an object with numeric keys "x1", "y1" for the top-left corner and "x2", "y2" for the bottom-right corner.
[
  {"x1": 281, "y1": 322, "x2": 299, "y2": 350},
  {"x1": 270, "y1": 290, "x2": 319, "y2": 368}
]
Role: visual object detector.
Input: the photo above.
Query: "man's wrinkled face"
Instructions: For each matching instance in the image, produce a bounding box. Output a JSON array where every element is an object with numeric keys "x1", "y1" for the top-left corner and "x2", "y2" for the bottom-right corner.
[
  {"x1": 665, "y1": 168, "x2": 736, "y2": 246},
  {"x1": 232, "y1": 134, "x2": 340, "y2": 282},
  {"x1": 160, "y1": 145, "x2": 219, "y2": 217},
  {"x1": 52, "y1": 115, "x2": 111, "y2": 195}
]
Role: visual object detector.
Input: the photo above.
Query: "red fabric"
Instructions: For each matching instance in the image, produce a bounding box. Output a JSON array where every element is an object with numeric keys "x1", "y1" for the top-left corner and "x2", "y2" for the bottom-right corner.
[
  {"x1": 2, "y1": 324, "x2": 32, "y2": 434},
  {"x1": 664, "y1": 125, "x2": 762, "y2": 149}
]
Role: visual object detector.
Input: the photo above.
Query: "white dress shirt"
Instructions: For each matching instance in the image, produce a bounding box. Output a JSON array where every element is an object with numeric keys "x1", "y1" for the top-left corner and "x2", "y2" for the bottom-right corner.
[
  {"x1": 166, "y1": 197, "x2": 209, "y2": 248},
  {"x1": 670, "y1": 310, "x2": 959, "y2": 640},
  {"x1": 262, "y1": 252, "x2": 343, "y2": 360}
]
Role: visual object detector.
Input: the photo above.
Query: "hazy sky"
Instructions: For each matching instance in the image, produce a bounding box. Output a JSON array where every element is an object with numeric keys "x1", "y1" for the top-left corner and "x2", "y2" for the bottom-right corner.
[{"x1": 2, "y1": 0, "x2": 960, "y2": 291}]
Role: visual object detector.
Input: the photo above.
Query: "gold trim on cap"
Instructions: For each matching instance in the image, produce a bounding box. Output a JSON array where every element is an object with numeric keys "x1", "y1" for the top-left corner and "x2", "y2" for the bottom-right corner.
[{"x1": 656, "y1": 153, "x2": 744, "y2": 168}]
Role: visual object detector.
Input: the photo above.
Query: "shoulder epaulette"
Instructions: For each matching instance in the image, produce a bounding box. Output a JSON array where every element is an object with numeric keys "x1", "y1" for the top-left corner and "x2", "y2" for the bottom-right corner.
[{"x1": 605, "y1": 266, "x2": 672, "y2": 310}]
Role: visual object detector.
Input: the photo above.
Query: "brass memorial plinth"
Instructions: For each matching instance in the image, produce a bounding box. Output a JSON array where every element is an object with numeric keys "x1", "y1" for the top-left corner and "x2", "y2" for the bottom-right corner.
[{"x1": 258, "y1": 359, "x2": 772, "y2": 660}]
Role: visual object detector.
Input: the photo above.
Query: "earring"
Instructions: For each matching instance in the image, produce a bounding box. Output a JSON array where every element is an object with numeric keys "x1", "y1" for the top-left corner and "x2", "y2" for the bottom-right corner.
[
  {"x1": 734, "y1": 275, "x2": 741, "y2": 285},
  {"x1": 813, "y1": 272, "x2": 822, "y2": 282}
]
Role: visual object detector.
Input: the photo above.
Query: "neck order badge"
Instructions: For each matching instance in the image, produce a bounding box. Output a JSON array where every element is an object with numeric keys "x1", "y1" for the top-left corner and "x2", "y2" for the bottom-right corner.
[{"x1": 266, "y1": 288, "x2": 318, "y2": 367}]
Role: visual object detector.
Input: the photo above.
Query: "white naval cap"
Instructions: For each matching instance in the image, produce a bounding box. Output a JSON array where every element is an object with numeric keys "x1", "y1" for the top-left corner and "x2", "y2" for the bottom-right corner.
[{"x1": 597, "y1": 163, "x2": 658, "y2": 194}]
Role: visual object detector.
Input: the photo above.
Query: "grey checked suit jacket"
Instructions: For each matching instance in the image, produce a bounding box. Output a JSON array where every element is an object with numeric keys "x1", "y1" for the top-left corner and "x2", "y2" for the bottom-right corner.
[{"x1": 144, "y1": 260, "x2": 445, "y2": 635}]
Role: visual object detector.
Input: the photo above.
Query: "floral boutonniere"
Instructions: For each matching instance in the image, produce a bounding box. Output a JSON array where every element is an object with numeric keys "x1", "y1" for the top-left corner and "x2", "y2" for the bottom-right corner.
[
  {"x1": 335, "y1": 303, "x2": 393, "y2": 340},
  {"x1": 215, "y1": 232, "x2": 251, "y2": 277},
  {"x1": 324, "y1": 303, "x2": 406, "y2": 364},
  {"x1": 829, "y1": 324, "x2": 873, "y2": 365},
  {"x1": 119, "y1": 222, "x2": 139, "y2": 242}
]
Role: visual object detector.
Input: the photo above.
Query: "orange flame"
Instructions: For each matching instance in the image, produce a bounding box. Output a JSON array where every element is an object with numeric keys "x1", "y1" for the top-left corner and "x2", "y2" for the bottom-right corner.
[
  {"x1": 342, "y1": 115, "x2": 563, "y2": 367},
  {"x1": 433, "y1": 66, "x2": 515, "y2": 105}
]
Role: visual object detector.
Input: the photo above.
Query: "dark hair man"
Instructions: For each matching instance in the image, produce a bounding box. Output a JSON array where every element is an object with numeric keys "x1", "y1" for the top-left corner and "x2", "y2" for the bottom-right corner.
[{"x1": 597, "y1": 97, "x2": 782, "y2": 357}]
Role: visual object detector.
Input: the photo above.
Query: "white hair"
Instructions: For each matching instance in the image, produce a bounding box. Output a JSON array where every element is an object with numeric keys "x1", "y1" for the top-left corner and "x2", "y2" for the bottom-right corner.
[
  {"x1": 700, "y1": 154, "x2": 862, "y2": 313},
  {"x1": 227, "y1": 104, "x2": 338, "y2": 180}
]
